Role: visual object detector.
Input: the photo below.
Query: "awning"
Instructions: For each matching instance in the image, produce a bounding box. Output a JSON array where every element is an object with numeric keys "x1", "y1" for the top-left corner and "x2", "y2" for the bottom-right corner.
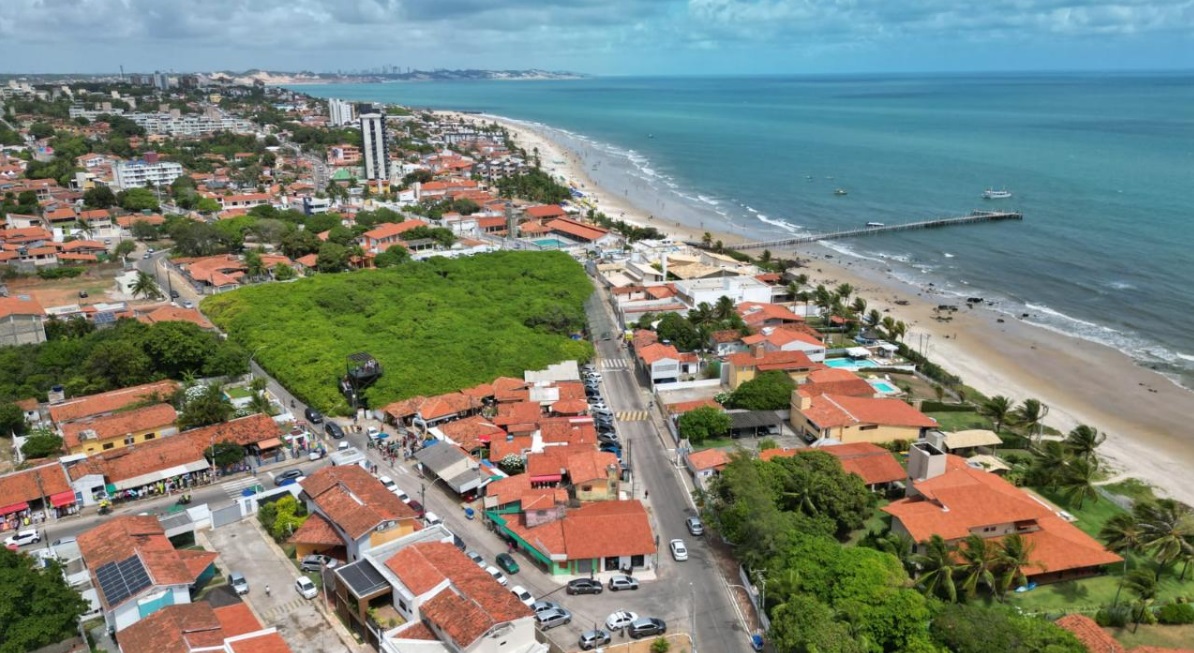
[
  {"x1": 257, "y1": 438, "x2": 283, "y2": 449},
  {"x1": 530, "y1": 474, "x2": 563, "y2": 483},
  {"x1": 113, "y1": 461, "x2": 205, "y2": 491},
  {"x1": 846, "y1": 347, "x2": 871, "y2": 358},
  {"x1": 50, "y1": 491, "x2": 77, "y2": 508},
  {"x1": 0, "y1": 501, "x2": 29, "y2": 516}
]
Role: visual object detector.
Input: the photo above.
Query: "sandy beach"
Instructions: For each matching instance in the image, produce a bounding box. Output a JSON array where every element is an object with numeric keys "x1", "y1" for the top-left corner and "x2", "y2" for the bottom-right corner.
[{"x1": 442, "y1": 110, "x2": 1194, "y2": 507}]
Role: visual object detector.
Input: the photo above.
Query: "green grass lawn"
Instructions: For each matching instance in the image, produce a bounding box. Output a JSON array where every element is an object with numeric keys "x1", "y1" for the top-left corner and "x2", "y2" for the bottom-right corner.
[
  {"x1": 926, "y1": 410, "x2": 993, "y2": 432},
  {"x1": 1032, "y1": 486, "x2": 1125, "y2": 538},
  {"x1": 1109, "y1": 624, "x2": 1194, "y2": 649},
  {"x1": 224, "y1": 386, "x2": 252, "y2": 399},
  {"x1": 1102, "y1": 479, "x2": 1159, "y2": 504}
]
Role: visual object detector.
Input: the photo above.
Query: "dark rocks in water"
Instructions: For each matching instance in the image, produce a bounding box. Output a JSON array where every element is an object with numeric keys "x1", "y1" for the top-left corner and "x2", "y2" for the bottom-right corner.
[
  {"x1": 997, "y1": 318, "x2": 1005, "y2": 323},
  {"x1": 1021, "y1": 313, "x2": 1030, "y2": 318}
]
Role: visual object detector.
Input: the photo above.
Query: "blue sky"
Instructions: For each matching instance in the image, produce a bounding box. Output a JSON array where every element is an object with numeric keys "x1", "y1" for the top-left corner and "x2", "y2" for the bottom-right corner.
[{"x1": 3, "y1": 0, "x2": 1192, "y2": 74}]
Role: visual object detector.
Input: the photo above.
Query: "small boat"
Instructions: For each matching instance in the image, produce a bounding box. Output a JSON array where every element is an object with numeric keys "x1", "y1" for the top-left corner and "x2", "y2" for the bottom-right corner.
[
  {"x1": 866, "y1": 222, "x2": 884, "y2": 227},
  {"x1": 983, "y1": 188, "x2": 1012, "y2": 199},
  {"x1": 834, "y1": 188, "x2": 848, "y2": 196}
]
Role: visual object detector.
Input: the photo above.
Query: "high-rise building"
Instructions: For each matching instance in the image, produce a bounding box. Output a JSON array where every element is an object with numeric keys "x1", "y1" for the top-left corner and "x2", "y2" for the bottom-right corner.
[
  {"x1": 328, "y1": 98, "x2": 355, "y2": 126},
  {"x1": 360, "y1": 113, "x2": 389, "y2": 181}
]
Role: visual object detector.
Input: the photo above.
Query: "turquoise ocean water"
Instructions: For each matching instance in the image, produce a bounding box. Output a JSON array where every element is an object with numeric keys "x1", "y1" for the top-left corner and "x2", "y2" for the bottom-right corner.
[{"x1": 291, "y1": 74, "x2": 1194, "y2": 386}]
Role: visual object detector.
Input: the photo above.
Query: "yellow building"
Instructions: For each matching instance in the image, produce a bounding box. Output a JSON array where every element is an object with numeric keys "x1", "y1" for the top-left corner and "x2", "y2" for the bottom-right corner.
[
  {"x1": 791, "y1": 391, "x2": 936, "y2": 445},
  {"x1": 724, "y1": 347, "x2": 820, "y2": 390},
  {"x1": 61, "y1": 403, "x2": 179, "y2": 455}
]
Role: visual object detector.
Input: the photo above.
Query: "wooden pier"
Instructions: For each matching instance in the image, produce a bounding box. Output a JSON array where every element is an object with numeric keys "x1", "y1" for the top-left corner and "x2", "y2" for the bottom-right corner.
[{"x1": 707, "y1": 210, "x2": 1023, "y2": 251}]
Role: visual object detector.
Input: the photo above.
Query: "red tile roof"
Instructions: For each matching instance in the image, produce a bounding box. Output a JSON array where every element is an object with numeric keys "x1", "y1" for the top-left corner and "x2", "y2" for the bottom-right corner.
[
  {"x1": 687, "y1": 448, "x2": 731, "y2": 472},
  {"x1": 437, "y1": 415, "x2": 504, "y2": 452},
  {"x1": 1055, "y1": 614, "x2": 1124, "y2": 653},
  {"x1": 0, "y1": 463, "x2": 72, "y2": 506},
  {"x1": 665, "y1": 398, "x2": 722, "y2": 415},
  {"x1": 493, "y1": 401, "x2": 543, "y2": 429},
  {"x1": 227, "y1": 632, "x2": 292, "y2": 653},
  {"x1": 287, "y1": 512, "x2": 343, "y2": 546},
  {"x1": 511, "y1": 500, "x2": 655, "y2": 561},
  {"x1": 804, "y1": 443, "x2": 906, "y2": 486},
  {"x1": 539, "y1": 417, "x2": 597, "y2": 446},
  {"x1": 566, "y1": 450, "x2": 619, "y2": 485},
  {"x1": 363, "y1": 219, "x2": 428, "y2": 242},
  {"x1": 485, "y1": 473, "x2": 568, "y2": 508},
  {"x1": 140, "y1": 305, "x2": 214, "y2": 329},
  {"x1": 213, "y1": 603, "x2": 263, "y2": 638},
  {"x1": 117, "y1": 603, "x2": 225, "y2": 653},
  {"x1": 49, "y1": 380, "x2": 180, "y2": 424},
  {"x1": 726, "y1": 348, "x2": 820, "y2": 372},
  {"x1": 77, "y1": 516, "x2": 217, "y2": 609},
  {"x1": 488, "y1": 435, "x2": 532, "y2": 463},
  {"x1": 546, "y1": 217, "x2": 609, "y2": 242},
  {"x1": 799, "y1": 368, "x2": 876, "y2": 398},
  {"x1": 419, "y1": 392, "x2": 479, "y2": 421},
  {"x1": 300, "y1": 465, "x2": 418, "y2": 539},
  {"x1": 637, "y1": 342, "x2": 680, "y2": 365},
  {"x1": 0, "y1": 295, "x2": 45, "y2": 320},
  {"x1": 61, "y1": 402, "x2": 177, "y2": 450},
  {"x1": 736, "y1": 301, "x2": 804, "y2": 326},
  {"x1": 550, "y1": 399, "x2": 588, "y2": 415},
  {"x1": 799, "y1": 394, "x2": 936, "y2": 429},
  {"x1": 524, "y1": 205, "x2": 566, "y2": 219}
]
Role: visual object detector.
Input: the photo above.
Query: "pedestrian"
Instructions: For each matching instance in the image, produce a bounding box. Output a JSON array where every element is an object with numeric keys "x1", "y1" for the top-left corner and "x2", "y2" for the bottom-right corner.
[
  {"x1": 265, "y1": 585, "x2": 271, "y2": 597},
  {"x1": 644, "y1": 490, "x2": 649, "y2": 499}
]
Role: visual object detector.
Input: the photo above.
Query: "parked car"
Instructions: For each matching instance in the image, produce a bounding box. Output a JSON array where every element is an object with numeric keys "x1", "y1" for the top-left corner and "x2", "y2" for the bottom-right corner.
[
  {"x1": 597, "y1": 433, "x2": 620, "y2": 446},
  {"x1": 605, "y1": 610, "x2": 639, "y2": 631},
  {"x1": 423, "y1": 512, "x2": 443, "y2": 526},
  {"x1": 536, "y1": 607, "x2": 572, "y2": 630},
  {"x1": 496, "y1": 552, "x2": 520, "y2": 574},
  {"x1": 407, "y1": 500, "x2": 425, "y2": 517},
  {"x1": 229, "y1": 572, "x2": 250, "y2": 595},
  {"x1": 324, "y1": 422, "x2": 345, "y2": 439},
  {"x1": 377, "y1": 475, "x2": 398, "y2": 492},
  {"x1": 307, "y1": 450, "x2": 324, "y2": 461},
  {"x1": 608, "y1": 575, "x2": 639, "y2": 591},
  {"x1": 686, "y1": 517, "x2": 705, "y2": 536},
  {"x1": 169, "y1": 289, "x2": 179, "y2": 299},
  {"x1": 51, "y1": 536, "x2": 76, "y2": 547},
  {"x1": 466, "y1": 551, "x2": 486, "y2": 567},
  {"x1": 670, "y1": 539, "x2": 689, "y2": 561},
  {"x1": 567, "y1": 578, "x2": 604, "y2": 595},
  {"x1": 394, "y1": 489, "x2": 410, "y2": 503},
  {"x1": 304, "y1": 408, "x2": 323, "y2": 424},
  {"x1": 4, "y1": 530, "x2": 40, "y2": 547},
  {"x1": 181, "y1": 300, "x2": 194, "y2": 309},
  {"x1": 579, "y1": 629, "x2": 612, "y2": 650},
  {"x1": 531, "y1": 600, "x2": 561, "y2": 615},
  {"x1": 485, "y1": 566, "x2": 508, "y2": 586},
  {"x1": 628, "y1": 617, "x2": 667, "y2": 639},
  {"x1": 273, "y1": 469, "x2": 304, "y2": 486},
  {"x1": 295, "y1": 577, "x2": 318, "y2": 599},
  {"x1": 300, "y1": 554, "x2": 337, "y2": 572},
  {"x1": 510, "y1": 585, "x2": 535, "y2": 607},
  {"x1": 600, "y1": 444, "x2": 622, "y2": 460}
]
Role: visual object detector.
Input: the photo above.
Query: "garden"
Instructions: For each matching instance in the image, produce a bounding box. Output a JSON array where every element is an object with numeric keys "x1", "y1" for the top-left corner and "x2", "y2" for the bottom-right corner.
[{"x1": 203, "y1": 251, "x2": 594, "y2": 414}]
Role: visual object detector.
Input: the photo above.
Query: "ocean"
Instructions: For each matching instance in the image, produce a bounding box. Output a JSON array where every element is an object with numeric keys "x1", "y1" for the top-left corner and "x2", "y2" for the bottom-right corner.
[{"x1": 290, "y1": 74, "x2": 1194, "y2": 386}]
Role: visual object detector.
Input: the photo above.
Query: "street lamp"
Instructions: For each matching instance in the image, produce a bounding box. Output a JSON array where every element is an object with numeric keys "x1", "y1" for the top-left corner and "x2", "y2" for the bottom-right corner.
[{"x1": 248, "y1": 345, "x2": 269, "y2": 380}]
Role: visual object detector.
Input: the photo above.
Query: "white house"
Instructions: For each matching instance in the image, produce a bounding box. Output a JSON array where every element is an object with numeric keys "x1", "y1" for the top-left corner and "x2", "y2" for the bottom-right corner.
[{"x1": 673, "y1": 275, "x2": 773, "y2": 308}]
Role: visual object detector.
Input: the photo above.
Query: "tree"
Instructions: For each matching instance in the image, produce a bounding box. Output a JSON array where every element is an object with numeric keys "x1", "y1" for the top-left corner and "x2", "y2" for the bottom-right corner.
[
  {"x1": 85, "y1": 339, "x2": 154, "y2": 387},
  {"x1": 267, "y1": 495, "x2": 307, "y2": 541},
  {"x1": 914, "y1": 535, "x2": 959, "y2": 602},
  {"x1": 316, "y1": 242, "x2": 350, "y2": 272},
  {"x1": 1123, "y1": 568, "x2": 1159, "y2": 632},
  {"x1": 28, "y1": 122, "x2": 56, "y2": 139},
  {"x1": 1058, "y1": 456, "x2": 1100, "y2": 510},
  {"x1": 195, "y1": 197, "x2": 222, "y2": 214},
  {"x1": 725, "y1": 370, "x2": 795, "y2": 411},
  {"x1": 130, "y1": 219, "x2": 160, "y2": 241},
  {"x1": 957, "y1": 534, "x2": 1000, "y2": 599},
  {"x1": 114, "y1": 239, "x2": 137, "y2": 259},
  {"x1": 0, "y1": 547, "x2": 90, "y2": 653},
  {"x1": 654, "y1": 311, "x2": 703, "y2": 351},
  {"x1": 131, "y1": 270, "x2": 163, "y2": 300},
  {"x1": 701, "y1": 231, "x2": 713, "y2": 247},
  {"x1": 118, "y1": 187, "x2": 161, "y2": 211},
  {"x1": 769, "y1": 452, "x2": 874, "y2": 537},
  {"x1": 20, "y1": 430, "x2": 64, "y2": 459},
  {"x1": 1064, "y1": 424, "x2": 1106, "y2": 461},
  {"x1": 374, "y1": 246, "x2": 410, "y2": 268},
  {"x1": 995, "y1": 533, "x2": 1041, "y2": 596},
  {"x1": 83, "y1": 185, "x2": 117, "y2": 209},
  {"x1": 244, "y1": 249, "x2": 266, "y2": 280},
  {"x1": 273, "y1": 263, "x2": 297, "y2": 281},
  {"x1": 929, "y1": 604, "x2": 1085, "y2": 653},
  {"x1": 0, "y1": 402, "x2": 28, "y2": 436},
  {"x1": 979, "y1": 395, "x2": 1014, "y2": 433},
  {"x1": 144, "y1": 321, "x2": 214, "y2": 378},
  {"x1": 205, "y1": 440, "x2": 246, "y2": 468},
  {"x1": 677, "y1": 406, "x2": 730, "y2": 444},
  {"x1": 1135, "y1": 499, "x2": 1194, "y2": 578},
  {"x1": 649, "y1": 637, "x2": 670, "y2": 653},
  {"x1": 1101, "y1": 512, "x2": 1144, "y2": 606},
  {"x1": 179, "y1": 383, "x2": 235, "y2": 429},
  {"x1": 1013, "y1": 398, "x2": 1049, "y2": 440},
  {"x1": 280, "y1": 228, "x2": 322, "y2": 258}
]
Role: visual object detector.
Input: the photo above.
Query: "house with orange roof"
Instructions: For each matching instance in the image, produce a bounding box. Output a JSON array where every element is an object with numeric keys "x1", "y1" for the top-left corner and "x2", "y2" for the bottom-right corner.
[
  {"x1": 883, "y1": 443, "x2": 1122, "y2": 584},
  {"x1": 742, "y1": 325, "x2": 827, "y2": 362},
  {"x1": 49, "y1": 380, "x2": 180, "y2": 425},
  {"x1": 139, "y1": 305, "x2": 215, "y2": 329},
  {"x1": 434, "y1": 415, "x2": 505, "y2": 457},
  {"x1": 412, "y1": 391, "x2": 481, "y2": 429},
  {"x1": 178, "y1": 254, "x2": 246, "y2": 293},
  {"x1": 0, "y1": 294, "x2": 46, "y2": 345},
  {"x1": 685, "y1": 448, "x2": 731, "y2": 487},
  {"x1": 116, "y1": 602, "x2": 292, "y2": 653},
  {"x1": 792, "y1": 392, "x2": 936, "y2": 445},
  {"x1": 330, "y1": 533, "x2": 538, "y2": 651},
  {"x1": 0, "y1": 462, "x2": 75, "y2": 526},
  {"x1": 762, "y1": 442, "x2": 906, "y2": 489},
  {"x1": 636, "y1": 341, "x2": 682, "y2": 385},
  {"x1": 737, "y1": 301, "x2": 805, "y2": 329},
  {"x1": 523, "y1": 204, "x2": 566, "y2": 220},
  {"x1": 568, "y1": 450, "x2": 622, "y2": 501},
  {"x1": 77, "y1": 515, "x2": 218, "y2": 632},
  {"x1": 217, "y1": 193, "x2": 272, "y2": 210},
  {"x1": 60, "y1": 402, "x2": 178, "y2": 455},
  {"x1": 360, "y1": 219, "x2": 428, "y2": 254},
  {"x1": 1053, "y1": 613, "x2": 1194, "y2": 653},
  {"x1": 797, "y1": 367, "x2": 877, "y2": 399},
  {"x1": 297, "y1": 465, "x2": 421, "y2": 562},
  {"x1": 545, "y1": 216, "x2": 618, "y2": 247},
  {"x1": 724, "y1": 346, "x2": 823, "y2": 390},
  {"x1": 490, "y1": 499, "x2": 657, "y2": 577}
]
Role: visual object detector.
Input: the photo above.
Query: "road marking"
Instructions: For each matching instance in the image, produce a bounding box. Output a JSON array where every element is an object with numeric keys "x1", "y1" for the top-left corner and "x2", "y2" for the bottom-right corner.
[
  {"x1": 262, "y1": 598, "x2": 306, "y2": 621},
  {"x1": 616, "y1": 411, "x2": 649, "y2": 422},
  {"x1": 221, "y1": 477, "x2": 262, "y2": 499},
  {"x1": 599, "y1": 358, "x2": 630, "y2": 370}
]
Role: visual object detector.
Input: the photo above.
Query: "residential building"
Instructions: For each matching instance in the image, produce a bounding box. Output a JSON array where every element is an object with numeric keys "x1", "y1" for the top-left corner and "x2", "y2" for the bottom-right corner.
[
  {"x1": 116, "y1": 602, "x2": 290, "y2": 653},
  {"x1": 685, "y1": 448, "x2": 730, "y2": 489},
  {"x1": 742, "y1": 325, "x2": 827, "y2": 362},
  {"x1": 883, "y1": 443, "x2": 1122, "y2": 583},
  {"x1": 360, "y1": 219, "x2": 427, "y2": 254},
  {"x1": 724, "y1": 346, "x2": 822, "y2": 390},
  {"x1": 489, "y1": 499, "x2": 656, "y2": 577},
  {"x1": 797, "y1": 367, "x2": 876, "y2": 398},
  {"x1": 328, "y1": 98, "x2": 355, "y2": 126},
  {"x1": 0, "y1": 462, "x2": 77, "y2": 530},
  {"x1": 296, "y1": 465, "x2": 421, "y2": 562},
  {"x1": 60, "y1": 403, "x2": 178, "y2": 456},
  {"x1": 77, "y1": 516, "x2": 218, "y2": 633},
  {"x1": 413, "y1": 442, "x2": 488, "y2": 499},
  {"x1": 48, "y1": 380, "x2": 180, "y2": 426},
  {"x1": 761, "y1": 442, "x2": 906, "y2": 489},
  {"x1": 361, "y1": 113, "x2": 389, "y2": 181},
  {"x1": 673, "y1": 276, "x2": 773, "y2": 308},
  {"x1": 113, "y1": 160, "x2": 184, "y2": 191},
  {"x1": 636, "y1": 342, "x2": 683, "y2": 385},
  {"x1": 0, "y1": 295, "x2": 46, "y2": 346},
  {"x1": 791, "y1": 392, "x2": 937, "y2": 444},
  {"x1": 736, "y1": 301, "x2": 806, "y2": 329}
]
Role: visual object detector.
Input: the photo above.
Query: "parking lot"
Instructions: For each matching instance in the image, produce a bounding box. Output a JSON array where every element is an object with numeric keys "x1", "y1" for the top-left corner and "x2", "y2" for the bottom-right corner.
[{"x1": 205, "y1": 519, "x2": 354, "y2": 653}]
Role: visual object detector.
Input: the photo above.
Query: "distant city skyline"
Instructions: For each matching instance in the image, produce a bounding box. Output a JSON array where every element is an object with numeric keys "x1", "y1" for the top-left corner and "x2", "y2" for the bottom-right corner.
[{"x1": 3, "y1": 0, "x2": 1192, "y2": 75}]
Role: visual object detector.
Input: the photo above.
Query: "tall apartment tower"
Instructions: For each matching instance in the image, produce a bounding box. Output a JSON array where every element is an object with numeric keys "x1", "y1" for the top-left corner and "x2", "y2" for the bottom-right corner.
[
  {"x1": 328, "y1": 98, "x2": 355, "y2": 126},
  {"x1": 360, "y1": 113, "x2": 389, "y2": 181}
]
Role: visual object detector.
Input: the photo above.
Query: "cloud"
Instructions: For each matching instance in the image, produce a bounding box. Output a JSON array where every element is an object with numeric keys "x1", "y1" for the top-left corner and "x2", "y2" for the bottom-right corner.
[{"x1": 1, "y1": 0, "x2": 1191, "y2": 73}]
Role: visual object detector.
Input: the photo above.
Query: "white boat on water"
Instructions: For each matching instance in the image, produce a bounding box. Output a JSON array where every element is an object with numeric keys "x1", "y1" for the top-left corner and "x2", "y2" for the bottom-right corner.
[
  {"x1": 866, "y1": 222, "x2": 884, "y2": 227},
  {"x1": 983, "y1": 188, "x2": 1013, "y2": 199}
]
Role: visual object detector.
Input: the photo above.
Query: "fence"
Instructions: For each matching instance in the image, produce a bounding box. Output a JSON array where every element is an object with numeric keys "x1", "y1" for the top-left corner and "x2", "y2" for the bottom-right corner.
[{"x1": 211, "y1": 501, "x2": 248, "y2": 529}]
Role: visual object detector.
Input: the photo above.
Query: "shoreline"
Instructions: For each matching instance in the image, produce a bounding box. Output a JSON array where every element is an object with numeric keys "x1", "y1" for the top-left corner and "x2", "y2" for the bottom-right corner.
[{"x1": 441, "y1": 110, "x2": 1194, "y2": 507}]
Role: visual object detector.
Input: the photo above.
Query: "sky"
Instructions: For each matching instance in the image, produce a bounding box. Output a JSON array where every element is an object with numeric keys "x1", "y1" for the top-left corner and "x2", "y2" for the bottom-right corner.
[{"x1": 3, "y1": 0, "x2": 1193, "y2": 75}]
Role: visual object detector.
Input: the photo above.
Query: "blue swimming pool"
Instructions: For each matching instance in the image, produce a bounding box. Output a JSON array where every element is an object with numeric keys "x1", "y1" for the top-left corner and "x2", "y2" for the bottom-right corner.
[
  {"x1": 824, "y1": 358, "x2": 879, "y2": 370},
  {"x1": 869, "y1": 380, "x2": 899, "y2": 394},
  {"x1": 533, "y1": 237, "x2": 571, "y2": 248}
]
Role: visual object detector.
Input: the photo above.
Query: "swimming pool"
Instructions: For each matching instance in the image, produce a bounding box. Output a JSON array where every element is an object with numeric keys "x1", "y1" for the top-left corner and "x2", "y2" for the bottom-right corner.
[
  {"x1": 868, "y1": 380, "x2": 900, "y2": 394},
  {"x1": 533, "y1": 237, "x2": 571, "y2": 248},
  {"x1": 824, "y1": 358, "x2": 879, "y2": 370}
]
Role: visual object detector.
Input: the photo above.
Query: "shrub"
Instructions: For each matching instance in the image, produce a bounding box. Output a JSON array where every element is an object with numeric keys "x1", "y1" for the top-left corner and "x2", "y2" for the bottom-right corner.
[
  {"x1": 37, "y1": 266, "x2": 85, "y2": 280},
  {"x1": 1095, "y1": 605, "x2": 1132, "y2": 628},
  {"x1": 650, "y1": 637, "x2": 671, "y2": 653},
  {"x1": 1157, "y1": 602, "x2": 1194, "y2": 625}
]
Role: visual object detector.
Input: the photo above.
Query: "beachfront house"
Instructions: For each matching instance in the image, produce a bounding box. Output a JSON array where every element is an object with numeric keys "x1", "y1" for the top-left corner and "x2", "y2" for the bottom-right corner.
[{"x1": 791, "y1": 391, "x2": 937, "y2": 444}]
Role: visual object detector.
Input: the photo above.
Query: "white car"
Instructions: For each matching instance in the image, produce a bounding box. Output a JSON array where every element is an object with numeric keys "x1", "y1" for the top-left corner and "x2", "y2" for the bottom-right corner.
[
  {"x1": 378, "y1": 475, "x2": 398, "y2": 492},
  {"x1": 510, "y1": 585, "x2": 535, "y2": 607},
  {"x1": 670, "y1": 539, "x2": 688, "y2": 561},
  {"x1": 295, "y1": 577, "x2": 318, "y2": 599},
  {"x1": 605, "y1": 610, "x2": 639, "y2": 631},
  {"x1": 485, "y1": 565, "x2": 509, "y2": 586},
  {"x1": 394, "y1": 488, "x2": 410, "y2": 503},
  {"x1": 423, "y1": 512, "x2": 443, "y2": 526},
  {"x1": 466, "y1": 550, "x2": 486, "y2": 567},
  {"x1": 4, "y1": 530, "x2": 40, "y2": 547}
]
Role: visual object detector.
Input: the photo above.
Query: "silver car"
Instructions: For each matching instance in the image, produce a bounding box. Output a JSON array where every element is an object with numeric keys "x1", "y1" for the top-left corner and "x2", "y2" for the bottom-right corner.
[
  {"x1": 609, "y1": 575, "x2": 639, "y2": 591},
  {"x1": 579, "y1": 629, "x2": 612, "y2": 650},
  {"x1": 536, "y1": 607, "x2": 572, "y2": 630},
  {"x1": 229, "y1": 572, "x2": 250, "y2": 595}
]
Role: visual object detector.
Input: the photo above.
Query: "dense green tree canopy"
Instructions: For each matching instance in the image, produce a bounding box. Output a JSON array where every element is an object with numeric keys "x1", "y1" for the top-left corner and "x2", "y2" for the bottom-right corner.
[
  {"x1": 0, "y1": 548, "x2": 90, "y2": 653},
  {"x1": 118, "y1": 187, "x2": 160, "y2": 211},
  {"x1": 0, "y1": 402, "x2": 28, "y2": 436},
  {"x1": 654, "y1": 312, "x2": 704, "y2": 352},
  {"x1": 179, "y1": 383, "x2": 235, "y2": 430},
  {"x1": 930, "y1": 604, "x2": 1085, "y2": 653},
  {"x1": 677, "y1": 406, "x2": 730, "y2": 444},
  {"x1": 20, "y1": 431, "x2": 64, "y2": 459},
  {"x1": 725, "y1": 370, "x2": 795, "y2": 410},
  {"x1": 83, "y1": 185, "x2": 117, "y2": 209}
]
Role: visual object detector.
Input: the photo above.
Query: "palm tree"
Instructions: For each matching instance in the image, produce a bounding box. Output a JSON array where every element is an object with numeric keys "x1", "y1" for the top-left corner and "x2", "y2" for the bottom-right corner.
[
  {"x1": 850, "y1": 297, "x2": 867, "y2": 317},
  {"x1": 713, "y1": 296, "x2": 736, "y2": 323},
  {"x1": 1101, "y1": 512, "x2": 1144, "y2": 607},
  {"x1": 701, "y1": 232, "x2": 713, "y2": 247},
  {"x1": 867, "y1": 309, "x2": 881, "y2": 328},
  {"x1": 996, "y1": 533, "x2": 1042, "y2": 596},
  {"x1": 979, "y1": 395, "x2": 1014, "y2": 434},
  {"x1": 1030, "y1": 440, "x2": 1072, "y2": 488},
  {"x1": 1013, "y1": 398, "x2": 1049, "y2": 442},
  {"x1": 131, "y1": 270, "x2": 163, "y2": 300},
  {"x1": 1064, "y1": 424, "x2": 1106, "y2": 461},
  {"x1": 1123, "y1": 568, "x2": 1159, "y2": 632},
  {"x1": 791, "y1": 273, "x2": 809, "y2": 287},
  {"x1": 1059, "y1": 457, "x2": 1100, "y2": 510},
  {"x1": 834, "y1": 283, "x2": 854, "y2": 303},
  {"x1": 875, "y1": 531, "x2": 917, "y2": 577},
  {"x1": 880, "y1": 315, "x2": 897, "y2": 337},
  {"x1": 913, "y1": 535, "x2": 959, "y2": 603},
  {"x1": 958, "y1": 534, "x2": 1000, "y2": 599},
  {"x1": 1135, "y1": 499, "x2": 1194, "y2": 578},
  {"x1": 892, "y1": 321, "x2": 908, "y2": 342}
]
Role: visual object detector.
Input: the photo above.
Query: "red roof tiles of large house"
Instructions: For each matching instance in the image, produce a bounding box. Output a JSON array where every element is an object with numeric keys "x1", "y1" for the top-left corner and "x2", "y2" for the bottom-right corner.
[
  {"x1": 524, "y1": 205, "x2": 566, "y2": 219},
  {"x1": 301, "y1": 465, "x2": 418, "y2": 539},
  {"x1": 637, "y1": 342, "x2": 680, "y2": 365},
  {"x1": 800, "y1": 394, "x2": 936, "y2": 430},
  {"x1": 49, "y1": 380, "x2": 179, "y2": 423}
]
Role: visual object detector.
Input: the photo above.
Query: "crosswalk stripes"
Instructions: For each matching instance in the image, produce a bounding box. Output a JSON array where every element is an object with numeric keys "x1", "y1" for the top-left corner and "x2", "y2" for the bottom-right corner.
[
  {"x1": 599, "y1": 358, "x2": 630, "y2": 370},
  {"x1": 262, "y1": 597, "x2": 305, "y2": 622},
  {"x1": 616, "y1": 411, "x2": 649, "y2": 422},
  {"x1": 220, "y1": 476, "x2": 261, "y2": 500}
]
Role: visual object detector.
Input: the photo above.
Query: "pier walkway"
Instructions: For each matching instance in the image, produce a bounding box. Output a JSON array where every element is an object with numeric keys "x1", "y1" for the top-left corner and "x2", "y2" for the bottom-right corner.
[{"x1": 709, "y1": 210, "x2": 1023, "y2": 251}]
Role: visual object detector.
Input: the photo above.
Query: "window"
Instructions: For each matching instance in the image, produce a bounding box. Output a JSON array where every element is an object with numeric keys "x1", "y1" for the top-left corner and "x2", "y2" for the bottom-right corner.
[
  {"x1": 581, "y1": 485, "x2": 592, "y2": 492},
  {"x1": 124, "y1": 436, "x2": 136, "y2": 445},
  {"x1": 103, "y1": 442, "x2": 115, "y2": 450},
  {"x1": 143, "y1": 433, "x2": 155, "y2": 440},
  {"x1": 859, "y1": 425, "x2": 878, "y2": 431}
]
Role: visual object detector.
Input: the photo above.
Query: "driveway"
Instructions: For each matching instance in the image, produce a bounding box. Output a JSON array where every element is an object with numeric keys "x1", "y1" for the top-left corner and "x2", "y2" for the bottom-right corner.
[{"x1": 205, "y1": 519, "x2": 355, "y2": 653}]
